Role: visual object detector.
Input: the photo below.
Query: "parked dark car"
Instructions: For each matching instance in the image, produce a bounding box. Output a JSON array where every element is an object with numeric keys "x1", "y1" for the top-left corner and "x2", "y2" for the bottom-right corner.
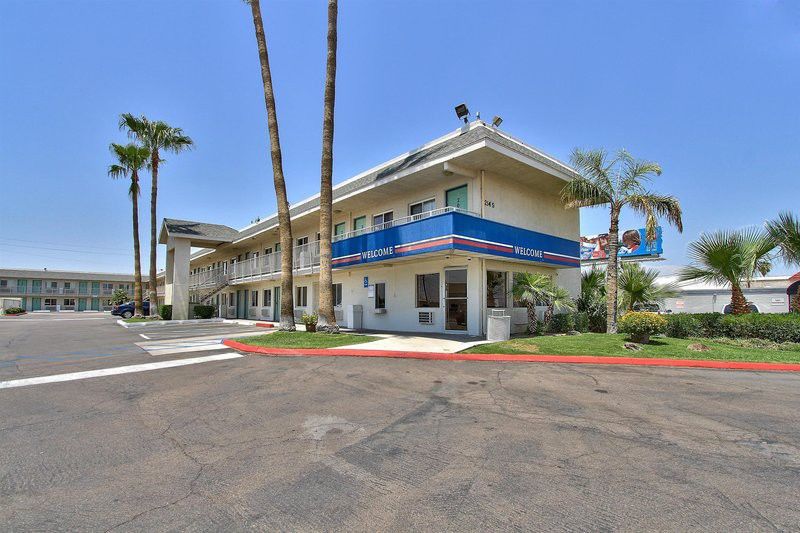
[
  {"x1": 723, "y1": 303, "x2": 759, "y2": 314},
  {"x1": 112, "y1": 300, "x2": 150, "y2": 319}
]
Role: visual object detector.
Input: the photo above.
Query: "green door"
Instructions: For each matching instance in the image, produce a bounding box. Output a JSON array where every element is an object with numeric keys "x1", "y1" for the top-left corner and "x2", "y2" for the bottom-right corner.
[
  {"x1": 78, "y1": 298, "x2": 87, "y2": 311},
  {"x1": 91, "y1": 281, "x2": 100, "y2": 296},
  {"x1": 273, "y1": 286, "x2": 280, "y2": 321},
  {"x1": 90, "y1": 297, "x2": 99, "y2": 311},
  {"x1": 17, "y1": 279, "x2": 27, "y2": 294},
  {"x1": 31, "y1": 279, "x2": 41, "y2": 294},
  {"x1": 446, "y1": 184, "x2": 468, "y2": 210},
  {"x1": 79, "y1": 281, "x2": 88, "y2": 295},
  {"x1": 31, "y1": 297, "x2": 41, "y2": 311},
  {"x1": 20, "y1": 297, "x2": 26, "y2": 310}
]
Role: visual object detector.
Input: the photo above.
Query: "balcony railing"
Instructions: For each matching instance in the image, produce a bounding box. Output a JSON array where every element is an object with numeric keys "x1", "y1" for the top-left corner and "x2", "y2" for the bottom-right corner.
[
  {"x1": 0, "y1": 286, "x2": 124, "y2": 296},
  {"x1": 332, "y1": 206, "x2": 474, "y2": 242}
]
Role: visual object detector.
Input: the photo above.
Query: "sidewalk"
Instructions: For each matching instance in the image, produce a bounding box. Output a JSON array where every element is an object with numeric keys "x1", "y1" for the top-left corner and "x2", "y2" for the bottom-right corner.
[{"x1": 337, "y1": 332, "x2": 490, "y2": 353}]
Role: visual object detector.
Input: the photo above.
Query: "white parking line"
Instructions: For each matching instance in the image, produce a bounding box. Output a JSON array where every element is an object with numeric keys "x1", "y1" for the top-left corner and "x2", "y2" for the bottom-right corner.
[
  {"x1": 139, "y1": 333, "x2": 150, "y2": 340},
  {"x1": 0, "y1": 352, "x2": 243, "y2": 389}
]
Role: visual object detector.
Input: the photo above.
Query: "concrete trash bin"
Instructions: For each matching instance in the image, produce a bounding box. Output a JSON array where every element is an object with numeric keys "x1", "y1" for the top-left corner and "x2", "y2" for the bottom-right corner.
[{"x1": 487, "y1": 309, "x2": 511, "y2": 342}]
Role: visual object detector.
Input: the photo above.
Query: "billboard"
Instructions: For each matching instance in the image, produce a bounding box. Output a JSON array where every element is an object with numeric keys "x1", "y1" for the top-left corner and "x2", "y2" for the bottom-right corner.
[{"x1": 580, "y1": 226, "x2": 663, "y2": 261}]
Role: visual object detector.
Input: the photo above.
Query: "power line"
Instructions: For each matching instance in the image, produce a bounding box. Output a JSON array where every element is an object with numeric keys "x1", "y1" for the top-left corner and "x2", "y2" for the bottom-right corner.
[
  {"x1": 0, "y1": 243, "x2": 133, "y2": 256},
  {"x1": 0, "y1": 237, "x2": 132, "y2": 252}
]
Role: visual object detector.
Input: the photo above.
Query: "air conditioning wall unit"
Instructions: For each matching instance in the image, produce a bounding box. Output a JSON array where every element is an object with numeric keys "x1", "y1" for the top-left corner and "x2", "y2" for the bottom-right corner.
[
  {"x1": 374, "y1": 308, "x2": 387, "y2": 314},
  {"x1": 418, "y1": 311, "x2": 434, "y2": 324}
]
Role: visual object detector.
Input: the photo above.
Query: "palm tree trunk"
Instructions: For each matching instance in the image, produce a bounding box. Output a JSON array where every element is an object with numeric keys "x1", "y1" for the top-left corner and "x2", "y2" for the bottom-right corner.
[
  {"x1": 317, "y1": 0, "x2": 338, "y2": 333},
  {"x1": 605, "y1": 206, "x2": 620, "y2": 332},
  {"x1": 249, "y1": 0, "x2": 295, "y2": 330},
  {"x1": 526, "y1": 301, "x2": 538, "y2": 334},
  {"x1": 131, "y1": 175, "x2": 144, "y2": 317},
  {"x1": 544, "y1": 304, "x2": 554, "y2": 328},
  {"x1": 148, "y1": 154, "x2": 159, "y2": 316},
  {"x1": 730, "y1": 283, "x2": 749, "y2": 315}
]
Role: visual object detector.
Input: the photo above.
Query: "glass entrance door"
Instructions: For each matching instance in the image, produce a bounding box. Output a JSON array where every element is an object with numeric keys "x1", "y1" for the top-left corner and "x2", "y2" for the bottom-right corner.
[{"x1": 445, "y1": 269, "x2": 468, "y2": 331}]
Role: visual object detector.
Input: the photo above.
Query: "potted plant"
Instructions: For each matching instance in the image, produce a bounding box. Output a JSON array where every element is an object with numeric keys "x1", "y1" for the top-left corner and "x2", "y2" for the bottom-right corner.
[
  {"x1": 302, "y1": 312, "x2": 318, "y2": 332},
  {"x1": 618, "y1": 311, "x2": 667, "y2": 344}
]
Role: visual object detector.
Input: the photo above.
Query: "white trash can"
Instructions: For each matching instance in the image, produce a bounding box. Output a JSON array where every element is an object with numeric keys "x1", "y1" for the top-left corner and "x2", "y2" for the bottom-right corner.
[{"x1": 487, "y1": 309, "x2": 511, "y2": 342}]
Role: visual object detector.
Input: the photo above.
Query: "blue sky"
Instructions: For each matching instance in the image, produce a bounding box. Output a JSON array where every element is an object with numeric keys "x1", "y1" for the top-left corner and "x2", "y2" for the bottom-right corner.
[{"x1": 1, "y1": 0, "x2": 798, "y2": 275}]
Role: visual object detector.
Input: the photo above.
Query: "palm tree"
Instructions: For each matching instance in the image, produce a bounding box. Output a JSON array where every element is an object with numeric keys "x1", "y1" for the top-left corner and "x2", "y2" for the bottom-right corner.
[
  {"x1": 561, "y1": 149, "x2": 683, "y2": 333},
  {"x1": 246, "y1": 0, "x2": 295, "y2": 330},
  {"x1": 108, "y1": 143, "x2": 150, "y2": 317},
  {"x1": 543, "y1": 284, "x2": 577, "y2": 326},
  {"x1": 317, "y1": 0, "x2": 339, "y2": 333},
  {"x1": 119, "y1": 114, "x2": 193, "y2": 317},
  {"x1": 679, "y1": 228, "x2": 774, "y2": 315},
  {"x1": 618, "y1": 262, "x2": 677, "y2": 311},
  {"x1": 766, "y1": 211, "x2": 800, "y2": 267},
  {"x1": 512, "y1": 273, "x2": 553, "y2": 334}
]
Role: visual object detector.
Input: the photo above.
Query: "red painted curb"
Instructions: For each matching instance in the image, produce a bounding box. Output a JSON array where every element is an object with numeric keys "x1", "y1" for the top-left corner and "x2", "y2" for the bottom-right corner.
[
  {"x1": 222, "y1": 339, "x2": 800, "y2": 372},
  {"x1": 255, "y1": 322, "x2": 275, "y2": 328}
]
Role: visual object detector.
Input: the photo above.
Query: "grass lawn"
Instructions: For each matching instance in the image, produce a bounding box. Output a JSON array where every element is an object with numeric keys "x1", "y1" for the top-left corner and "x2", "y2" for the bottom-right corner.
[
  {"x1": 236, "y1": 331, "x2": 378, "y2": 349},
  {"x1": 462, "y1": 333, "x2": 800, "y2": 363},
  {"x1": 122, "y1": 317, "x2": 155, "y2": 323}
]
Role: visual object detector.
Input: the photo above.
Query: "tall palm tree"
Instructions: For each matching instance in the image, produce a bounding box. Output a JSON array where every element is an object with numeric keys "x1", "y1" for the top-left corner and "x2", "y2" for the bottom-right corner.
[
  {"x1": 561, "y1": 149, "x2": 683, "y2": 332},
  {"x1": 512, "y1": 272, "x2": 553, "y2": 334},
  {"x1": 766, "y1": 211, "x2": 800, "y2": 267},
  {"x1": 617, "y1": 262, "x2": 677, "y2": 311},
  {"x1": 317, "y1": 0, "x2": 339, "y2": 333},
  {"x1": 246, "y1": 0, "x2": 295, "y2": 330},
  {"x1": 108, "y1": 143, "x2": 150, "y2": 317},
  {"x1": 679, "y1": 228, "x2": 774, "y2": 315},
  {"x1": 119, "y1": 114, "x2": 193, "y2": 316}
]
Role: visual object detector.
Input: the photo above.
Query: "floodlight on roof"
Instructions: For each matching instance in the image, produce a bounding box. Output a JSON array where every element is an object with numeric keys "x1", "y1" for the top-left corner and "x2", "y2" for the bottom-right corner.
[
  {"x1": 492, "y1": 115, "x2": 503, "y2": 128},
  {"x1": 454, "y1": 103, "x2": 470, "y2": 123}
]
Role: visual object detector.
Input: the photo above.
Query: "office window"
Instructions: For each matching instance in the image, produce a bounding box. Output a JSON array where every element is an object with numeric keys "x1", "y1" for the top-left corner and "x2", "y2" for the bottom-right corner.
[
  {"x1": 333, "y1": 283, "x2": 342, "y2": 307},
  {"x1": 296, "y1": 286, "x2": 308, "y2": 307},
  {"x1": 487, "y1": 271, "x2": 507, "y2": 308},
  {"x1": 50, "y1": 281, "x2": 58, "y2": 288},
  {"x1": 263, "y1": 289, "x2": 272, "y2": 307},
  {"x1": 0, "y1": 280, "x2": 7, "y2": 287},
  {"x1": 63, "y1": 298, "x2": 75, "y2": 306},
  {"x1": 275, "y1": 242, "x2": 281, "y2": 252},
  {"x1": 353, "y1": 216, "x2": 366, "y2": 231},
  {"x1": 102, "y1": 283, "x2": 113, "y2": 291},
  {"x1": 334, "y1": 222, "x2": 346, "y2": 237},
  {"x1": 373, "y1": 211, "x2": 393, "y2": 228},
  {"x1": 297, "y1": 236, "x2": 309, "y2": 246},
  {"x1": 45, "y1": 298, "x2": 57, "y2": 306},
  {"x1": 251, "y1": 291, "x2": 258, "y2": 307},
  {"x1": 409, "y1": 198, "x2": 436, "y2": 216},
  {"x1": 416, "y1": 273, "x2": 440, "y2": 308},
  {"x1": 64, "y1": 282, "x2": 71, "y2": 289},
  {"x1": 375, "y1": 282, "x2": 386, "y2": 309}
]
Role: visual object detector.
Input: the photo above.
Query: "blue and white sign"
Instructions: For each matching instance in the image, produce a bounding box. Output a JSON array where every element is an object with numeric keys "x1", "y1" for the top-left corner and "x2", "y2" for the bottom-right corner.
[
  {"x1": 363, "y1": 276, "x2": 369, "y2": 287},
  {"x1": 332, "y1": 211, "x2": 580, "y2": 269}
]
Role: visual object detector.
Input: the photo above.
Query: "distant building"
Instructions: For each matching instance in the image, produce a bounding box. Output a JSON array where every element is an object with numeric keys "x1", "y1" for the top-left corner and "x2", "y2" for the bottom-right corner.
[
  {"x1": 660, "y1": 273, "x2": 800, "y2": 314},
  {"x1": 0, "y1": 268, "x2": 147, "y2": 312}
]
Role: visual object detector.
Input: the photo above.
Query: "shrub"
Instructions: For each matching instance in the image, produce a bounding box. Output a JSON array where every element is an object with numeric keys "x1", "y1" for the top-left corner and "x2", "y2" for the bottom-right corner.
[
  {"x1": 618, "y1": 312, "x2": 667, "y2": 343},
  {"x1": 574, "y1": 311, "x2": 590, "y2": 333},
  {"x1": 665, "y1": 314, "x2": 701, "y2": 339},
  {"x1": 548, "y1": 313, "x2": 575, "y2": 334},
  {"x1": 588, "y1": 313, "x2": 607, "y2": 333},
  {"x1": 193, "y1": 305, "x2": 216, "y2": 319},
  {"x1": 158, "y1": 304, "x2": 172, "y2": 320},
  {"x1": 3, "y1": 307, "x2": 25, "y2": 315}
]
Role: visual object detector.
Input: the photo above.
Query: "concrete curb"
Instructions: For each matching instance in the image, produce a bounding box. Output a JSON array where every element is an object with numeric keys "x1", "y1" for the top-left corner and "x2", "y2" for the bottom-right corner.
[
  {"x1": 222, "y1": 339, "x2": 800, "y2": 372},
  {"x1": 117, "y1": 318, "x2": 224, "y2": 328}
]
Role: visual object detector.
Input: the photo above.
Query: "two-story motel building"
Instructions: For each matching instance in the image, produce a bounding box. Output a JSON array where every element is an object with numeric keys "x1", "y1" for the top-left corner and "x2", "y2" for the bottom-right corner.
[{"x1": 159, "y1": 121, "x2": 581, "y2": 336}]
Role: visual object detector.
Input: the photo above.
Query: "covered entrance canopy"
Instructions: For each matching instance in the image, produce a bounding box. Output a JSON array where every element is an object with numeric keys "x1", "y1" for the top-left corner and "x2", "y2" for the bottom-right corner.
[{"x1": 159, "y1": 218, "x2": 239, "y2": 320}]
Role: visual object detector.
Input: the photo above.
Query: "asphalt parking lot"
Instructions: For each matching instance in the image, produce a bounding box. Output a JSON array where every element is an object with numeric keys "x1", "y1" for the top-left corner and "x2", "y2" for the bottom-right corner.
[{"x1": 1, "y1": 313, "x2": 800, "y2": 531}]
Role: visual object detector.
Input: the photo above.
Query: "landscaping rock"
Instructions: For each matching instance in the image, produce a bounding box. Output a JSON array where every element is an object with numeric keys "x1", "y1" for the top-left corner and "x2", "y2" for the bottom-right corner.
[
  {"x1": 624, "y1": 342, "x2": 642, "y2": 351},
  {"x1": 567, "y1": 330, "x2": 582, "y2": 336},
  {"x1": 688, "y1": 342, "x2": 710, "y2": 352}
]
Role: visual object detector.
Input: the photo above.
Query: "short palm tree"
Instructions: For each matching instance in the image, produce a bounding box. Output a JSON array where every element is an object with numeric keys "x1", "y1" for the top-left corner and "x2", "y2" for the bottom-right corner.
[
  {"x1": 679, "y1": 228, "x2": 774, "y2": 315},
  {"x1": 576, "y1": 266, "x2": 606, "y2": 332},
  {"x1": 512, "y1": 273, "x2": 552, "y2": 334},
  {"x1": 618, "y1": 262, "x2": 677, "y2": 311},
  {"x1": 561, "y1": 149, "x2": 683, "y2": 332},
  {"x1": 246, "y1": 0, "x2": 295, "y2": 330},
  {"x1": 766, "y1": 211, "x2": 800, "y2": 268},
  {"x1": 543, "y1": 284, "x2": 577, "y2": 325},
  {"x1": 108, "y1": 143, "x2": 150, "y2": 317},
  {"x1": 119, "y1": 114, "x2": 193, "y2": 316}
]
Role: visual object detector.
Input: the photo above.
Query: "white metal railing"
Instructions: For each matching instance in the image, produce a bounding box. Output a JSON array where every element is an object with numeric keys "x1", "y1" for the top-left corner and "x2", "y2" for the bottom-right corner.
[
  {"x1": 1, "y1": 286, "x2": 111, "y2": 296},
  {"x1": 211, "y1": 241, "x2": 322, "y2": 285},
  {"x1": 332, "y1": 206, "x2": 476, "y2": 242}
]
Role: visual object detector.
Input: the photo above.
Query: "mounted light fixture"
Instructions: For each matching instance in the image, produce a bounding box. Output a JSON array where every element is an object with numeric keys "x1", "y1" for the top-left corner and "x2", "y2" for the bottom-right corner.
[
  {"x1": 492, "y1": 115, "x2": 503, "y2": 128},
  {"x1": 454, "y1": 103, "x2": 470, "y2": 123}
]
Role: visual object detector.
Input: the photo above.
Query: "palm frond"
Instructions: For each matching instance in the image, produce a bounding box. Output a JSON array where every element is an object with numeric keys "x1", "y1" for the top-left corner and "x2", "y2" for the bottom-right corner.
[
  {"x1": 560, "y1": 176, "x2": 610, "y2": 209},
  {"x1": 679, "y1": 228, "x2": 773, "y2": 288},
  {"x1": 626, "y1": 192, "x2": 683, "y2": 241},
  {"x1": 766, "y1": 211, "x2": 800, "y2": 267}
]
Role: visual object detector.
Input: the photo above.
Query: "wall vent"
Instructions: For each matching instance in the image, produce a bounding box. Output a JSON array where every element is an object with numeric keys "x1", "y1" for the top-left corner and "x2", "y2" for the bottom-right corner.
[{"x1": 418, "y1": 311, "x2": 434, "y2": 325}]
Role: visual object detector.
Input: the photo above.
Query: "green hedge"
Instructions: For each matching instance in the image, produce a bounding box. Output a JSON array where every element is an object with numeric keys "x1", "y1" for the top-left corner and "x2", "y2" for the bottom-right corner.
[
  {"x1": 193, "y1": 305, "x2": 216, "y2": 319},
  {"x1": 547, "y1": 312, "x2": 590, "y2": 334},
  {"x1": 158, "y1": 304, "x2": 172, "y2": 320},
  {"x1": 666, "y1": 312, "x2": 800, "y2": 343},
  {"x1": 3, "y1": 307, "x2": 25, "y2": 315}
]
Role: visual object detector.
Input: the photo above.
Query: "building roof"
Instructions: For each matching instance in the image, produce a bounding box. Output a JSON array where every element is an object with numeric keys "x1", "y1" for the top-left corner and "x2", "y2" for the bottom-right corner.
[
  {"x1": 658, "y1": 273, "x2": 800, "y2": 292},
  {"x1": 184, "y1": 120, "x2": 576, "y2": 258},
  {"x1": 0, "y1": 268, "x2": 147, "y2": 282},
  {"x1": 159, "y1": 218, "x2": 240, "y2": 245}
]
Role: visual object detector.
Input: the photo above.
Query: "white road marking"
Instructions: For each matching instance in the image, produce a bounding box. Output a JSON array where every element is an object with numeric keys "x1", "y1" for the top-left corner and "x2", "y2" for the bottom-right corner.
[
  {"x1": 0, "y1": 317, "x2": 110, "y2": 322},
  {"x1": 139, "y1": 333, "x2": 150, "y2": 340},
  {"x1": 143, "y1": 340, "x2": 228, "y2": 356},
  {"x1": 0, "y1": 352, "x2": 243, "y2": 390}
]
